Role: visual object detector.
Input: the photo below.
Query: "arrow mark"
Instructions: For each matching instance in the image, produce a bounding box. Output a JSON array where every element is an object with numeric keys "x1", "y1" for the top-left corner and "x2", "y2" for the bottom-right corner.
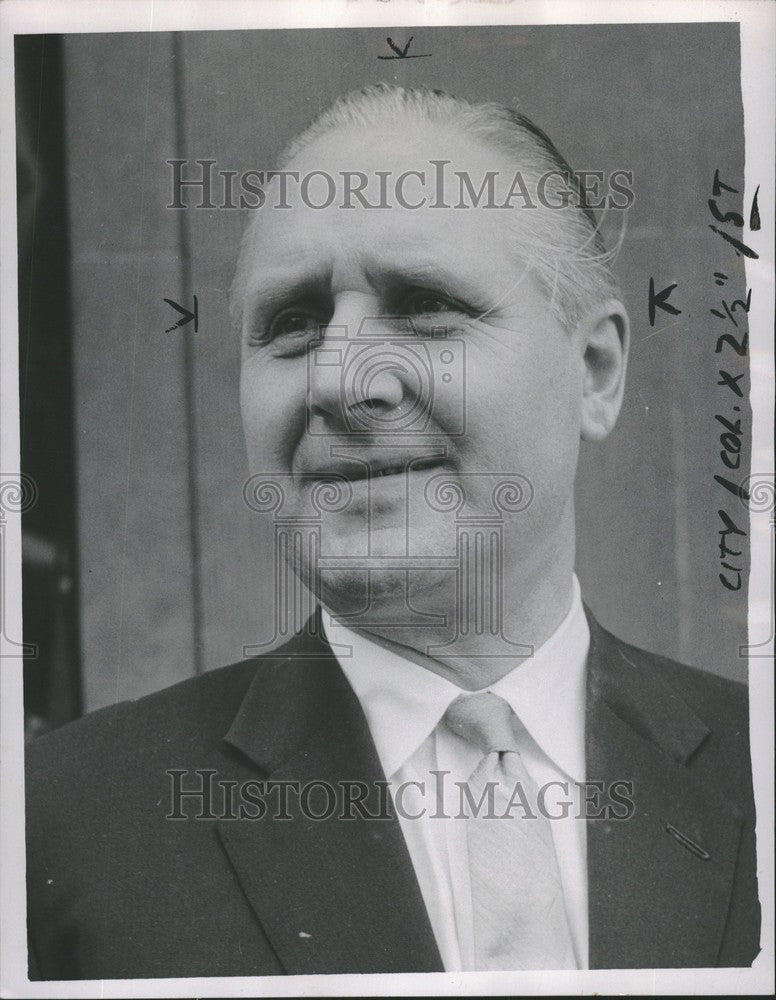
[
  {"x1": 164, "y1": 295, "x2": 198, "y2": 333},
  {"x1": 648, "y1": 278, "x2": 681, "y2": 327},
  {"x1": 378, "y1": 36, "x2": 431, "y2": 60}
]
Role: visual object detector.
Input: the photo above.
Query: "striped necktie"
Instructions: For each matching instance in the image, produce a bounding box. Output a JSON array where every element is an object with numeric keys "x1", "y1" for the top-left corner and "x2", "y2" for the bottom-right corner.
[{"x1": 444, "y1": 691, "x2": 577, "y2": 970}]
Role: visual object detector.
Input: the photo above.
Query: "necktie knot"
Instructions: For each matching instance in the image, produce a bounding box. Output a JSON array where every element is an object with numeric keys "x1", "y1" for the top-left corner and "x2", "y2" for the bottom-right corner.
[{"x1": 443, "y1": 691, "x2": 520, "y2": 756}]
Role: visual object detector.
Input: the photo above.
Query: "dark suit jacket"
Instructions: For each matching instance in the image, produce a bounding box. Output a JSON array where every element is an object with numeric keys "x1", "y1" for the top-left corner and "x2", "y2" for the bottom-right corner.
[{"x1": 26, "y1": 611, "x2": 761, "y2": 978}]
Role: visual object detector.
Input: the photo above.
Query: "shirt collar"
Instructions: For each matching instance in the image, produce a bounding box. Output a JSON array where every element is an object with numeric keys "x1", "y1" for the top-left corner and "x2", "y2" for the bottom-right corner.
[
  {"x1": 487, "y1": 578, "x2": 589, "y2": 782},
  {"x1": 323, "y1": 575, "x2": 589, "y2": 783}
]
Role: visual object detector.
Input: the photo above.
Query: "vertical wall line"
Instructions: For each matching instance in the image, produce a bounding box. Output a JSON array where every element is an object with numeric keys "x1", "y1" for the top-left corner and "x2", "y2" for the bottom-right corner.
[{"x1": 170, "y1": 34, "x2": 205, "y2": 676}]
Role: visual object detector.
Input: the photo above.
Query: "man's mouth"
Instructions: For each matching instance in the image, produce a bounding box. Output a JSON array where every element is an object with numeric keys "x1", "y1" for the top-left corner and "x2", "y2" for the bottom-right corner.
[
  {"x1": 368, "y1": 457, "x2": 442, "y2": 480},
  {"x1": 310, "y1": 455, "x2": 448, "y2": 483}
]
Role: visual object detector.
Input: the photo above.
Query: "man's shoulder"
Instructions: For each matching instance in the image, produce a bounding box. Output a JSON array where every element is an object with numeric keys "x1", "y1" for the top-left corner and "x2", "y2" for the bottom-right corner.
[
  {"x1": 25, "y1": 631, "x2": 320, "y2": 789},
  {"x1": 597, "y1": 621, "x2": 750, "y2": 721},
  {"x1": 588, "y1": 615, "x2": 753, "y2": 802}
]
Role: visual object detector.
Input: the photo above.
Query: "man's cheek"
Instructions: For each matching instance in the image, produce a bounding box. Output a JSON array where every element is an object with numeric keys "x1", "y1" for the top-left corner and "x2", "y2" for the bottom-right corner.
[{"x1": 240, "y1": 384, "x2": 296, "y2": 469}]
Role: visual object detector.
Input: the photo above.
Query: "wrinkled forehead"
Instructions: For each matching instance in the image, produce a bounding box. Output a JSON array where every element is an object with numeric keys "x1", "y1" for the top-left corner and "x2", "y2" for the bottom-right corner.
[{"x1": 237, "y1": 121, "x2": 548, "y2": 295}]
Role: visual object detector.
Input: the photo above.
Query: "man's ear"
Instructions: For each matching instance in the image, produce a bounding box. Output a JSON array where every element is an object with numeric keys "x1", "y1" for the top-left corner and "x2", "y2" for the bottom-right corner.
[{"x1": 577, "y1": 299, "x2": 630, "y2": 442}]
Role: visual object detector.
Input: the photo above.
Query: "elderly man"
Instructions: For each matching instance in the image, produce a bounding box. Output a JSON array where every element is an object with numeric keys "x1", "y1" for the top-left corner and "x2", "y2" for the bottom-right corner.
[{"x1": 26, "y1": 85, "x2": 760, "y2": 979}]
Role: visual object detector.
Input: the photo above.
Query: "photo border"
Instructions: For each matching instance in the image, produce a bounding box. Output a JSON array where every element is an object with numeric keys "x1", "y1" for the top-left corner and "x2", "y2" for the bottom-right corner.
[{"x1": 1, "y1": 1, "x2": 773, "y2": 996}]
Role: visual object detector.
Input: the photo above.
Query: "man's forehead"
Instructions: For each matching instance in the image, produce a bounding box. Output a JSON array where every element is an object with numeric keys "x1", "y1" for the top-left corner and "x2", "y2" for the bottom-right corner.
[
  {"x1": 244, "y1": 159, "x2": 539, "y2": 273},
  {"x1": 241, "y1": 241, "x2": 508, "y2": 312}
]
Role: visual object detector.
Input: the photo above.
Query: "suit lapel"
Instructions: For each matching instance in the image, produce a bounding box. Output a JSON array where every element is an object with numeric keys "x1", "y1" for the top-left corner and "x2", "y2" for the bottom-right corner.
[
  {"x1": 217, "y1": 626, "x2": 443, "y2": 975},
  {"x1": 584, "y1": 614, "x2": 743, "y2": 968}
]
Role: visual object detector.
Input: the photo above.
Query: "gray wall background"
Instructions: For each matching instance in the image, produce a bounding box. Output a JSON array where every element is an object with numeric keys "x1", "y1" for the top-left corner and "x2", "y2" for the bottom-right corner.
[{"x1": 57, "y1": 23, "x2": 749, "y2": 711}]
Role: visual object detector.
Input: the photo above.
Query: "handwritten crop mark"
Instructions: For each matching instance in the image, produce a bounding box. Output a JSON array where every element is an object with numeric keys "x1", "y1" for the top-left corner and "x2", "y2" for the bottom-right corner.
[
  {"x1": 378, "y1": 36, "x2": 431, "y2": 60},
  {"x1": 648, "y1": 278, "x2": 682, "y2": 327},
  {"x1": 164, "y1": 295, "x2": 198, "y2": 333}
]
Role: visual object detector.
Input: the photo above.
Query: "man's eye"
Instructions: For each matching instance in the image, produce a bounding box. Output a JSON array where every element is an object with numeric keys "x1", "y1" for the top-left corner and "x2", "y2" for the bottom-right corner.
[
  {"x1": 268, "y1": 309, "x2": 323, "y2": 340},
  {"x1": 404, "y1": 290, "x2": 464, "y2": 316}
]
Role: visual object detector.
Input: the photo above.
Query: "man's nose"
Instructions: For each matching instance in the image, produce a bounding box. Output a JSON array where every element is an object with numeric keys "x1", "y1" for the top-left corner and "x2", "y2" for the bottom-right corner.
[{"x1": 306, "y1": 297, "x2": 409, "y2": 431}]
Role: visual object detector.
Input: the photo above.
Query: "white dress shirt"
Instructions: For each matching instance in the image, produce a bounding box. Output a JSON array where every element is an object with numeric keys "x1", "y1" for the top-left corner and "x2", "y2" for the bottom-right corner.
[{"x1": 322, "y1": 575, "x2": 590, "y2": 971}]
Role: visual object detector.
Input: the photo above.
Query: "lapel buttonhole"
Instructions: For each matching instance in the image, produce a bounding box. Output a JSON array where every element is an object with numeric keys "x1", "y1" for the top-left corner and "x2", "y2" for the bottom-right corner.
[{"x1": 665, "y1": 823, "x2": 711, "y2": 860}]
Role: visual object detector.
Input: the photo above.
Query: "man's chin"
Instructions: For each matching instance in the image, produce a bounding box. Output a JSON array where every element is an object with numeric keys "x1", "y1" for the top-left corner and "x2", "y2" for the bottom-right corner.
[
  {"x1": 286, "y1": 514, "x2": 459, "y2": 623},
  {"x1": 309, "y1": 565, "x2": 455, "y2": 626}
]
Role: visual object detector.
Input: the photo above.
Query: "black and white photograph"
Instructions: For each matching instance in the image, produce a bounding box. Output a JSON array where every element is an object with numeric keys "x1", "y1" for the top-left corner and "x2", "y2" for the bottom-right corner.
[{"x1": 1, "y1": 1, "x2": 773, "y2": 996}]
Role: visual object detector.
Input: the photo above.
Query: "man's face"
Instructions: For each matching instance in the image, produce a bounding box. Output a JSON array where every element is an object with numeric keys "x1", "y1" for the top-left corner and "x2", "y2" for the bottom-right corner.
[{"x1": 239, "y1": 123, "x2": 590, "y2": 620}]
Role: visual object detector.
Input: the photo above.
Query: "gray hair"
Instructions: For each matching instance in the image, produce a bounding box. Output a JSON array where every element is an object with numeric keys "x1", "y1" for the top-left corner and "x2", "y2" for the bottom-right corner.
[{"x1": 233, "y1": 83, "x2": 621, "y2": 332}]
